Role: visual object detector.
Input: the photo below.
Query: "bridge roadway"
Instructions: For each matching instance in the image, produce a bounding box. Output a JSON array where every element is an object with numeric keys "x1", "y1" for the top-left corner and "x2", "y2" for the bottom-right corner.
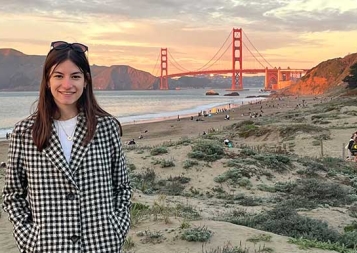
[{"x1": 165, "y1": 68, "x2": 309, "y2": 78}]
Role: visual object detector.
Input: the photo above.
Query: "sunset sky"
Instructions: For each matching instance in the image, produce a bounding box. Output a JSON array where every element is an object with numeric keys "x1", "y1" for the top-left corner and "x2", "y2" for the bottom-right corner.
[{"x1": 1, "y1": 0, "x2": 357, "y2": 75}]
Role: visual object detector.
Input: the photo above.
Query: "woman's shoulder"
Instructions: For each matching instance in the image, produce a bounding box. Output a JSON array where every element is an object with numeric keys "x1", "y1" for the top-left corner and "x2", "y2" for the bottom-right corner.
[
  {"x1": 97, "y1": 114, "x2": 120, "y2": 128},
  {"x1": 13, "y1": 114, "x2": 36, "y2": 132}
]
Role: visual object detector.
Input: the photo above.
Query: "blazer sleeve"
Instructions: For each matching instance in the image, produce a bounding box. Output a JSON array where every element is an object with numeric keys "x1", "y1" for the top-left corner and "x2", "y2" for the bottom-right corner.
[
  {"x1": 2, "y1": 126, "x2": 37, "y2": 252},
  {"x1": 110, "y1": 119, "x2": 132, "y2": 238}
]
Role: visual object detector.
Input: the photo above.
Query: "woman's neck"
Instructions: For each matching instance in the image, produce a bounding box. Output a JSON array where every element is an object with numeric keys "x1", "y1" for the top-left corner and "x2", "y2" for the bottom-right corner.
[{"x1": 55, "y1": 108, "x2": 79, "y2": 121}]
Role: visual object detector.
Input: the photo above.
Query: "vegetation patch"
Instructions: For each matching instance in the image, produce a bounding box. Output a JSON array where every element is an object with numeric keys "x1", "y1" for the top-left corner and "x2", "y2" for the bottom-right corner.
[
  {"x1": 183, "y1": 159, "x2": 199, "y2": 169},
  {"x1": 278, "y1": 124, "x2": 330, "y2": 140},
  {"x1": 188, "y1": 139, "x2": 225, "y2": 162},
  {"x1": 274, "y1": 178, "x2": 355, "y2": 208},
  {"x1": 150, "y1": 146, "x2": 168, "y2": 156},
  {"x1": 130, "y1": 168, "x2": 186, "y2": 195},
  {"x1": 253, "y1": 154, "x2": 291, "y2": 172},
  {"x1": 181, "y1": 225, "x2": 213, "y2": 242},
  {"x1": 222, "y1": 205, "x2": 340, "y2": 244}
]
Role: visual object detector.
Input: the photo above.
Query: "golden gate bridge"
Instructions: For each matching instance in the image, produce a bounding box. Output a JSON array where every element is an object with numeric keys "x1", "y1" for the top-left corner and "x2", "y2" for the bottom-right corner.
[{"x1": 151, "y1": 28, "x2": 309, "y2": 90}]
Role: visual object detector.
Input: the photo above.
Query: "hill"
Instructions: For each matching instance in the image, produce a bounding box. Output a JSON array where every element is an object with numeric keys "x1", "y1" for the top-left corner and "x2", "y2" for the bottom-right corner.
[
  {"x1": 0, "y1": 49, "x2": 159, "y2": 91},
  {"x1": 281, "y1": 52, "x2": 357, "y2": 95}
]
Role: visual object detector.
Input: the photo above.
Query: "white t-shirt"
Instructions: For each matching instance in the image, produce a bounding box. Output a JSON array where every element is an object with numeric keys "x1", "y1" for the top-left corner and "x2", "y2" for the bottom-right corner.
[{"x1": 54, "y1": 116, "x2": 78, "y2": 163}]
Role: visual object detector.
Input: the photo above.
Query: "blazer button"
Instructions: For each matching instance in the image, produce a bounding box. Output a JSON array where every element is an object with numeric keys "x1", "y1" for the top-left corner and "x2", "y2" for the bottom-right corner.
[
  {"x1": 70, "y1": 235, "x2": 80, "y2": 243},
  {"x1": 66, "y1": 192, "x2": 75, "y2": 200}
]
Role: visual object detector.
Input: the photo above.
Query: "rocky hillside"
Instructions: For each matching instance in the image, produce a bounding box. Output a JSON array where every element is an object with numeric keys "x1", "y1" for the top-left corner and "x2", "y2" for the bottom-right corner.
[
  {"x1": 0, "y1": 48, "x2": 159, "y2": 91},
  {"x1": 92, "y1": 65, "x2": 159, "y2": 90},
  {"x1": 282, "y1": 52, "x2": 357, "y2": 95}
]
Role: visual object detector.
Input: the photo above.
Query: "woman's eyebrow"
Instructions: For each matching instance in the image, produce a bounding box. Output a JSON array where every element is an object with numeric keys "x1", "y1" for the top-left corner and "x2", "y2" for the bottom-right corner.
[{"x1": 52, "y1": 71, "x2": 83, "y2": 75}]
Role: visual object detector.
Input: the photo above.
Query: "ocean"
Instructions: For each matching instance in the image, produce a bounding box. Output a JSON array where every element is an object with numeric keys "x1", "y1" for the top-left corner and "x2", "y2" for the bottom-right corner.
[{"x1": 0, "y1": 88, "x2": 266, "y2": 139}]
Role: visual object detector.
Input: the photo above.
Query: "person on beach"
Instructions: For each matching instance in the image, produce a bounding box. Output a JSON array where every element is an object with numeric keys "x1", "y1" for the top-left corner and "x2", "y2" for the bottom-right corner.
[
  {"x1": 2, "y1": 41, "x2": 132, "y2": 253},
  {"x1": 347, "y1": 132, "x2": 357, "y2": 161},
  {"x1": 128, "y1": 139, "x2": 136, "y2": 145}
]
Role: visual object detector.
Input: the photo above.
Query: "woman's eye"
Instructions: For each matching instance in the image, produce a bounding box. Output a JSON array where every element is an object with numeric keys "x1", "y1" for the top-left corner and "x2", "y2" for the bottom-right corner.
[
  {"x1": 53, "y1": 75, "x2": 63, "y2": 78},
  {"x1": 72, "y1": 75, "x2": 82, "y2": 79}
]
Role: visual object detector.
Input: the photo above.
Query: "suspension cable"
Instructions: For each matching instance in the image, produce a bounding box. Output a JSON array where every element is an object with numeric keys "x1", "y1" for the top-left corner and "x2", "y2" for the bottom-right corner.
[
  {"x1": 194, "y1": 30, "x2": 232, "y2": 71},
  {"x1": 151, "y1": 52, "x2": 160, "y2": 76},
  {"x1": 168, "y1": 57, "x2": 189, "y2": 73},
  {"x1": 243, "y1": 31, "x2": 273, "y2": 68},
  {"x1": 199, "y1": 41, "x2": 232, "y2": 71},
  {"x1": 168, "y1": 50, "x2": 191, "y2": 72},
  {"x1": 243, "y1": 41, "x2": 265, "y2": 68}
]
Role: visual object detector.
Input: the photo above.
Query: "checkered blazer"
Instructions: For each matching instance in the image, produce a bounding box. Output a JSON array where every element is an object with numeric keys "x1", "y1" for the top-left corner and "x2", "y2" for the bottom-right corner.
[{"x1": 2, "y1": 111, "x2": 132, "y2": 253}]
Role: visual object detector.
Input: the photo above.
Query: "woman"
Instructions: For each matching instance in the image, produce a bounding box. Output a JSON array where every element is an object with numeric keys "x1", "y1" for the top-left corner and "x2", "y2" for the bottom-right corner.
[{"x1": 2, "y1": 41, "x2": 132, "y2": 253}]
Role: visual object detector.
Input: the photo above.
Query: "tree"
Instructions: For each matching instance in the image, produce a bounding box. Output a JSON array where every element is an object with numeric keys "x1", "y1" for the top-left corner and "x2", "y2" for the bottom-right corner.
[{"x1": 343, "y1": 62, "x2": 357, "y2": 89}]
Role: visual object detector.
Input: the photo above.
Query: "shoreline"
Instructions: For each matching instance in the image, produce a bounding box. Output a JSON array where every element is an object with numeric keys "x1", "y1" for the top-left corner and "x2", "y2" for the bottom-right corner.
[
  {"x1": 0, "y1": 95, "x2": 312, "y2": 145},
  {"x1": 0, "y1": 96, "x2": 267, "y2": 139},
  {"x1": 120, "y1": 94, "x2": 318, "y2": 145}
]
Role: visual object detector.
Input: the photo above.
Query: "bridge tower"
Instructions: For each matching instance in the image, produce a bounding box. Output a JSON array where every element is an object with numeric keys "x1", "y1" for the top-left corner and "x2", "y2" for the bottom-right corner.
[
  {"x1": 160, "y1": 48, "x2": 169, "y2": 90},
  {"x1": 231, "y1": 28, "x2": 243, "y2": 90}
]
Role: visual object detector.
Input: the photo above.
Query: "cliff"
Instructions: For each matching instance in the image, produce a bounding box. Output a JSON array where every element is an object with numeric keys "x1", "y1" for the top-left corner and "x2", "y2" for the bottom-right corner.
[
  {"x1": 281, "y1": 53, "x2": 357, "y2": 95},
  {"x1": 92, "y1": 65, "x2": 159, "y2": 90}
]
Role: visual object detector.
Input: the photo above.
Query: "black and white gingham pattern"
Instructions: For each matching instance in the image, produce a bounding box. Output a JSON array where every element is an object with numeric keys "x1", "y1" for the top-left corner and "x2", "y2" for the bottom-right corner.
[{"x1": 2, "y1": 112, "x2": 132, "y2": 253}]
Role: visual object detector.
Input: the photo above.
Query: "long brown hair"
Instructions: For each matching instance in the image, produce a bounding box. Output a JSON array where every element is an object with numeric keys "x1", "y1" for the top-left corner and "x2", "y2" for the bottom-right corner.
[{"x1": 32, "y1": 46, "x2": 122, "y2": 151}]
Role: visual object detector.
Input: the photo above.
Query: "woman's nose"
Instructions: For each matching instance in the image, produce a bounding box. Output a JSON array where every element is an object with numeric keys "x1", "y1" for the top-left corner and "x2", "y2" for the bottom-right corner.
[{"x1": 62, "y1": 77, "x2": 72, "y2": 88}]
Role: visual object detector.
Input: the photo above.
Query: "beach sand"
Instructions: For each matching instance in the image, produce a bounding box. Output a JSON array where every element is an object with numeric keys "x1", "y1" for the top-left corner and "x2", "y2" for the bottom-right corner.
[{"x1": 0, "y1": 94, "x2": 355, "y2": 253}]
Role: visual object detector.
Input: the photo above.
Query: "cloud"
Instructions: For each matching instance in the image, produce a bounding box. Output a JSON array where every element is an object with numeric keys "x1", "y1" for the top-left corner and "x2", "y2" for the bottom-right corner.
[
  {"x1": 1, "y1": 0, "x2": 356, "y2": 71},
  {"x1": 1, "y1": 0, "x2": 356, "y2": 33}
]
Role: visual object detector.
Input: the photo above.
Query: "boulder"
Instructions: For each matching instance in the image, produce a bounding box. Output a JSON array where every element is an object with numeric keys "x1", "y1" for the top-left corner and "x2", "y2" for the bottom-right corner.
[
  {"x1": 206, "y1": 89, "x2": 219, "y2": 95},
  {"x1": 224, "y1": 92, "x2": 239, "y2": 96}
]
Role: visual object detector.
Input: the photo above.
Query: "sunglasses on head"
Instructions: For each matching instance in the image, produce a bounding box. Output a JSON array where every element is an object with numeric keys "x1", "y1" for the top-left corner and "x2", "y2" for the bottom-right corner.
[{"x1": 50, "y1": 41, "x2": 88, "y2": 53}]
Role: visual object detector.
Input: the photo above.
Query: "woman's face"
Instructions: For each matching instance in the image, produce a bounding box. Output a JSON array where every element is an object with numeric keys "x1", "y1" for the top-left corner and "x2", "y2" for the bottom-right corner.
[{"x1": 49, "y1": 59, "x2": 86, "y2": 115}]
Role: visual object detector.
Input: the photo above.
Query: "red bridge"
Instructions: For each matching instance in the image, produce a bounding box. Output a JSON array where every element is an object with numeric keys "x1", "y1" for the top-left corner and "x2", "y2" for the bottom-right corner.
[{"x1": 154, "y1": 28, "x2": 309, "y2": 90}]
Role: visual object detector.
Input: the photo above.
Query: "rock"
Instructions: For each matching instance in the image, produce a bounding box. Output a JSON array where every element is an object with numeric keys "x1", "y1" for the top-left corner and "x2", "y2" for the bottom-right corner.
[
  {"x1": 224, "y1": 92, "x2": 239, "y2": 96},
  {"x1": 205, "y1": 89, "x2": 219, "y2": 95}
]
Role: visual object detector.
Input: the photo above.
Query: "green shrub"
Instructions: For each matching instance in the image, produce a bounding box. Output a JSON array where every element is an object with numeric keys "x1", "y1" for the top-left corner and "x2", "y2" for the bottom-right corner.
[
  {"x1": 240, "y1": 148, "x2": 256, "y2": 156},
  {"x1": 181, "y1": 225, "x2": 212, "y2": 242},
  {"x1": 175, "y1": 204, "x2": 201, "y2": 220},
  {"x1": 338, "y1": 230, "x2": 357, "y2": 249},
  {"x1": 236, "y1": 196, "x2": 263, "y2": 206},
  {"x1": 253, "y1": 154, "x2": 291, "y2": 172},
  {"x1": 127, "y1": 163, "x2": 137, "y2": 171},
  {"x1": 167, "y1": 175, "x2": 191, "y2": 184},
  {"x1": 188, "y1": 140, "x2": 224, "y2": 162},
  {"x1": 214, "y1": 166, "x2": 254, "y2": 185},
  {"x1": 138, "y1": 230, "x2": 165, "y2": 244},
  {"x1": 183, "y1": 160, "x2": 199, "y2": 169},
  {"x1": 159, "y1": 159, "x2": 175, "y2": 168},
  {"x1": 150, "y1": 146, "x2": 168, "y2": 156},
  {"x1": 257, "y1": 184, "x2": 276, "y2": 193},
  {"x1": 161, "y1": 181, "x2": 185, "y2": 196},
  {"x1": 239, "y1": 205, "x2": 340, "y2": 243},
  {"x1": 290, "y1": 178, "x2": 355, "y2": 207}
]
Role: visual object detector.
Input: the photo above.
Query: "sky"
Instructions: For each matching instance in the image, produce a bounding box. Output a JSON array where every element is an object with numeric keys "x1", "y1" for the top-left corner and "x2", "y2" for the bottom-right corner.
[{"x1": 1, "y1": 0, "x2": 357, "y2": 75}]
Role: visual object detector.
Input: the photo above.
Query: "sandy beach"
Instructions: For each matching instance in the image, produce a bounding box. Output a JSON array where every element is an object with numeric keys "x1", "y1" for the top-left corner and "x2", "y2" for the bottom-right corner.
[{"x1": 1, "y1": 94, "x2": 357, "y2": 253}]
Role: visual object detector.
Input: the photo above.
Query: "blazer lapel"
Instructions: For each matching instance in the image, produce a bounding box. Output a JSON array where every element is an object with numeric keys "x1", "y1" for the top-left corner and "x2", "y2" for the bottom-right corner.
[
  {"x1": 44, "y1": 121, "x2": 77, "y2": 186},
  {"x1": 69, "y1": 112, "x2": 92, "y2": 174}
]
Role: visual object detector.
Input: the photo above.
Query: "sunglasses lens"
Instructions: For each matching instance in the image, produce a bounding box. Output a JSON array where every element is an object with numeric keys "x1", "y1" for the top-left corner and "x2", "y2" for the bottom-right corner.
[
  {"x1": 52, "y1": 41, "x2": 69, "y2": 50},
  {"x1": 72, "y1": 43, "x2": 88, "y2": 53},
  {"x1": 50, "y1": 41, "x2": 88, "y2": 53}
]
